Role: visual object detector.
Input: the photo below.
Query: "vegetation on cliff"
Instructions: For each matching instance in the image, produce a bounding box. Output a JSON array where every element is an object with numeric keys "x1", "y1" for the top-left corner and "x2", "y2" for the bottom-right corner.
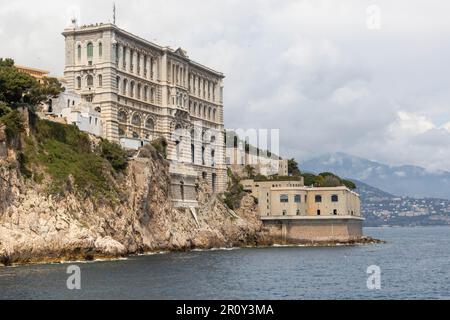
[
  {"x1": 222, "y1": 168, "x2": 248, "y2": 210},
  {"x1": 20, "y1": 119, "x2": 129, "y2": 199},
  {"x1": 0, "y1": 58, "x2": 129, "y2": 199}
]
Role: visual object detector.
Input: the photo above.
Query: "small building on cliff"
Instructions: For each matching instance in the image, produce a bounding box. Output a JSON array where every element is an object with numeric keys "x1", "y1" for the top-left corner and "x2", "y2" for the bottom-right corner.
[{"x1": 241, "y1": 178, "x2": 363, "y2": 242}]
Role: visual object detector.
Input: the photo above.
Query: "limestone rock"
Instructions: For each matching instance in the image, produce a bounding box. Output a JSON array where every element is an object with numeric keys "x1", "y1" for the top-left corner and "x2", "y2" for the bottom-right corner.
[{"x1": 0, "y1": 143, "x2": 267, "y2": 266}]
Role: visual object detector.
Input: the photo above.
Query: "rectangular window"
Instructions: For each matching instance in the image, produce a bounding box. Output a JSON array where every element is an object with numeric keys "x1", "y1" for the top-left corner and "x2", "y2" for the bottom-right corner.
[
  {"x1": 280, "y1": 195, "x2": 289, "y2": 203},
  {"x1": 294, "y1": 195, "x2": 301, "y2": 203}
]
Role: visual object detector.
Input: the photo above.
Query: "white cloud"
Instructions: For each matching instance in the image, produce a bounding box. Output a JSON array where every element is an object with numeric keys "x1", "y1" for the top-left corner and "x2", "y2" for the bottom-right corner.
[{"x1": 1, "y1": 0, "x2": 450, "y2": 170}]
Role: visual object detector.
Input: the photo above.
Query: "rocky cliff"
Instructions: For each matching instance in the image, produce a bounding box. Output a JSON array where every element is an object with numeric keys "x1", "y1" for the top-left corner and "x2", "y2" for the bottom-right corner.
[{"x1": 0, "y1": 123, "x2": 269, "y2": 266}]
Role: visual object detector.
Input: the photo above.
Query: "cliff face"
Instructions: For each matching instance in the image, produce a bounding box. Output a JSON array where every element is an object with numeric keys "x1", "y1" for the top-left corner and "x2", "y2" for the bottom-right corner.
[{"x1": 0, "y1": 126, "x2": 268, "y2": 266}]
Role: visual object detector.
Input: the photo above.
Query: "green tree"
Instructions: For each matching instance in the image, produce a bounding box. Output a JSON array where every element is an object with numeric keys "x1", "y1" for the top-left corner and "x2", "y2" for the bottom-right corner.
[
  {"x1": 288, "y1": 158, "x2": 301, "y2": 176},
  {"x1": 244, "y1": 165, "x2": 256, "y2": 178},
  {"x1": 0, "y1": 58, "x2": 64, "y2": 109}
]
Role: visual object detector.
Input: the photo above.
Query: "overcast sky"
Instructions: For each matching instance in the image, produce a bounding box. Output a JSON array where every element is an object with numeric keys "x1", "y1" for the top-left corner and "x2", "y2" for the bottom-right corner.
[{"x1": 1, "y1": 0, "x2": 450, "y2": 171}]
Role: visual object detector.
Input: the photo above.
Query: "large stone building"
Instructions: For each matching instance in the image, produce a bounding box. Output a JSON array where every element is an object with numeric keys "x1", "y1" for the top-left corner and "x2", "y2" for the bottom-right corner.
[
  {"x1": 61, "y1": 21, "x2": 227, "y2": 204},
  {"x1": 241, "y1": 178, "x2": 363, "y2": 242}
]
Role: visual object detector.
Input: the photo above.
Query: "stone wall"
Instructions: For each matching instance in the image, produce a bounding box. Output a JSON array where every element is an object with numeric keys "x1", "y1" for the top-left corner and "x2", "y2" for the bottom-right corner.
[{"x1": 263, "y1": 218, "x2": 363, "y2": 243}]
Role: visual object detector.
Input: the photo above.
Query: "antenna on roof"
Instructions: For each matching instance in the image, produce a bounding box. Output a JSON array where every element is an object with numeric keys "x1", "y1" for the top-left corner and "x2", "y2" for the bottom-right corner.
[{"x1": 113, "y1": 2, "x2": 116, "y2": 25}]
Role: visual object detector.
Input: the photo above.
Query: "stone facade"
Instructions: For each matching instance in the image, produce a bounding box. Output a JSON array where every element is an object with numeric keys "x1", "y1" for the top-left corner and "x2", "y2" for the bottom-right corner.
[
  {"x1": 262, "y1": 218, "x2": 363, "y2": 243},
  {"x1": 241, "y1": 178, "x2": 364, "y2": 241},
  {"x1": 61, "y1": 22, "x2": 227, "y2": 200}
]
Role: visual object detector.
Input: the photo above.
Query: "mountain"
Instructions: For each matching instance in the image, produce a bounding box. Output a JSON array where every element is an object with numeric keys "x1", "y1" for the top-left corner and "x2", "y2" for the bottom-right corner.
[
  {"x1": 354, "y1": 180, "x2": 450, "y2": 227},
  {"x1": 301, "y1": 152, "x2": 450, "y2": 200}
]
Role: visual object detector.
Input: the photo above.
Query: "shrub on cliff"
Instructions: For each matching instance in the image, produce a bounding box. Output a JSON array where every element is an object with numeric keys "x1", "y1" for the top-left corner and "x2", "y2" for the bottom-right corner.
[
  {"x1": 222, "y1": 169, "x2": 246, "y2": 210},
  {"x1": 99, "y1": 139, "x2": 128, "y2": 172},
  {"x1": 0, "y1": 58, "x2": 64, "y2": 110},
  {"x1": 0, "y1": 108, "x2": 24, "y2": 144},
  {"x1": 22, "y1": 119, "x2": 123, "y2": 199},
  {"x1": 151, "y1": 137, "x2": 168, "y2": 158}
]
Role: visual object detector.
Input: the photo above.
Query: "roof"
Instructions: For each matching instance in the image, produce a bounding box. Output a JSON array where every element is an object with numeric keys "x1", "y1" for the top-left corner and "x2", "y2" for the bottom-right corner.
[{"x1": 15, "y1": 65, "x2": 50, "y2": 75}]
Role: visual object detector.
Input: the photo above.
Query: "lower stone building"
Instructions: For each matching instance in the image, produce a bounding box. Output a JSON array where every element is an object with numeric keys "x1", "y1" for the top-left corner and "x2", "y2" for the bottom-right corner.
[{"x1": 241, "y1": 178, "x2": 364, "y2": 242}]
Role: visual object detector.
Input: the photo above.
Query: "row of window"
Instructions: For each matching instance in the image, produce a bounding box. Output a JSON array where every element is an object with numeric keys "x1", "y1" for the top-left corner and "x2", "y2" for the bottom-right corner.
[
  {"x1": 189, "y1": 74, "x2": 216, "y2": 102},
  {"x1": 117, "y1": 45, "x2": 157, "y2": 79},
  {"x1": 188, "y1": 101, "x2": 217, "y2": 122},
  {"x1": 280, "y1": 209, "x2": 340, "y2": 216},
  {"x1": 76, "y1": 74, "x2": 102, "y2": 89},
  {"x1": 279, "y1": 194, "x2": 339, "y2": 203},
  {"x1": 117, "y1": 77, "x2": 157, "y2": 103},
  {"x1": 77, "y1": 42, "x2": 102, "y2": 63},
  {"x1": 118, "y1": 111, "x2": 155, "y2": 130}
]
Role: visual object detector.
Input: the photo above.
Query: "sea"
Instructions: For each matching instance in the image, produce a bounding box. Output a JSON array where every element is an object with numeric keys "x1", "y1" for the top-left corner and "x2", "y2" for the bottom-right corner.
[{"x1": 0, "y1": 226, "x2": 449, "y2": 300}]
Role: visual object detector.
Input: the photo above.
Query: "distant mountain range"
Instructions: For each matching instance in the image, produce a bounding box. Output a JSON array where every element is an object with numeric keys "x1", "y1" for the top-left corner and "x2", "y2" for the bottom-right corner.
[
  {"x1": 301, "y1": 152, "x2": 450, "y2": 200},
  {"x1": 354, "y1": 180, "x2": 450, "y2": 227}
]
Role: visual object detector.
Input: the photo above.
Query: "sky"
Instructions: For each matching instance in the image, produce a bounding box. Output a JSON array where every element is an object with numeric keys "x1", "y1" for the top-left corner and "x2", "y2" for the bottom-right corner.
[{"x1": 1, "y1": 0, "x2": 450, "y2": 171}]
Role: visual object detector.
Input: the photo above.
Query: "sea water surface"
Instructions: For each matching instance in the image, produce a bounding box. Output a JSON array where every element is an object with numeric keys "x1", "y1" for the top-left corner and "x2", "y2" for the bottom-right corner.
[{"x1": 1, "y1": 227, "x2": 449, "y2": 300}]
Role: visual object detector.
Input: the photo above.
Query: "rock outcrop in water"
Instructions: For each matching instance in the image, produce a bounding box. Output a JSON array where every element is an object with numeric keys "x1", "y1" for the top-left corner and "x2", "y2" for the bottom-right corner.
[{"x1": 0, "y1": 122, "x2": 271, "y2": 266}]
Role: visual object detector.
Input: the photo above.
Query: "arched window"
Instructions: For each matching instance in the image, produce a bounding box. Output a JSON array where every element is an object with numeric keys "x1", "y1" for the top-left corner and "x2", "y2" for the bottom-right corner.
[
  {"x1": 315, "y1": 195, "x2": 322, "y2": 203},
  {"x1": 211, "y1": 149, "x2": 215, "y2": 166},
  {"x1": 130, "y1": 81, "x2": 135, "y2": 97},
  {"x1": 87, "y1": 42, "x2": 94, "y2": 60},
  {"x1": 180, "y1": 181, "x2": 185, "y2": 201},
  {"x1": 144, "y1": 86, "x2": 148, "y2": 101},
  {"x1": 76, "y1": 76, "x2": 81, "y2": 89},
  {"x1": 191, "y1": 143, "x2": 195, "y2": 163},
  {"x1": 210, "y1": 135, "x2": 216, "y2": 143},
  {"x1": 129, "y1": 49, "x2": 134, "y2": 71},
  {"x1": 77, "y1": 45, "x2": 82, "y2": 61},
  {"x1": 145, "y1": 118, "x2": 154, "y2": 130},
  {"x1": 86, "y1": 75, "x2": 93, "y2": 87},
  {"x1": 212, "y1": 109, "x2": 216, "y2": 121},
  {"x1": 212, "y1": 173, "x2": 217, "y2": 192},
  {"x1": 98, "y1": 42, "x2": 103, "y2": 57},
  {"x1": 150, "y1": 87, "x2": 155, "y2": 103},
  {"x1": 116, "y1": 76, "x2": 120, "y2": 90},
  {"x1": 131, "y1": 114, "x2": 141, "y2": 126},
  {"x1": 122, "y1": 79, "x2": 127, "y2": 95},
  {"x1": 137, "y1": 84, "x2": 141, "y2": 99},
  {"x1": 118, "y1": 110, "x2": 127, "y2": 123},
  {"x1": 280, "y1": 195, "x2": 289, "y2": 203},
  {"x1": 201, "y1": 146, "x2": 205, "y2": 165},
  {"x1": 98, "y1": 75, "x2": 102, "y2": 87},
  {"x1": 331, "y1": 195, "x2": 339, "y2": 202},
  {"x1": 118, "y1": 128, "x2": 125, "y2": 137},
  {"x1": 208, "y1": 107, "x2": 212, "y2": 119},
  {"x1": 136, "y1": 53, "x2": 140, "y2": 74},
  {"x1": 123, "y1": 47, "x2": 127, "y2": 68}
]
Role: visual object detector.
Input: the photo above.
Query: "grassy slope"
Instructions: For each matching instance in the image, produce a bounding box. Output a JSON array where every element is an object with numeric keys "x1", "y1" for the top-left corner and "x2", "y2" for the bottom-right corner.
[{"x1": 20, "y1": 118, "x2": 127, "y2": 200}]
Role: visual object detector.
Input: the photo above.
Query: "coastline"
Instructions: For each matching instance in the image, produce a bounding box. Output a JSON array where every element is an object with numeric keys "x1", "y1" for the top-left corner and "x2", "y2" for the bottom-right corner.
[{"x1": 0, "y1": 236, "x2": 384, "y2": 268}]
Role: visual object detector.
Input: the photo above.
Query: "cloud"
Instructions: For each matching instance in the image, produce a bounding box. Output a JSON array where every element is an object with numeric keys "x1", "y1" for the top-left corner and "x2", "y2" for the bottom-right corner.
[{"x1": 1, "y1": 0, "x2": 450, "y2": 171}]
